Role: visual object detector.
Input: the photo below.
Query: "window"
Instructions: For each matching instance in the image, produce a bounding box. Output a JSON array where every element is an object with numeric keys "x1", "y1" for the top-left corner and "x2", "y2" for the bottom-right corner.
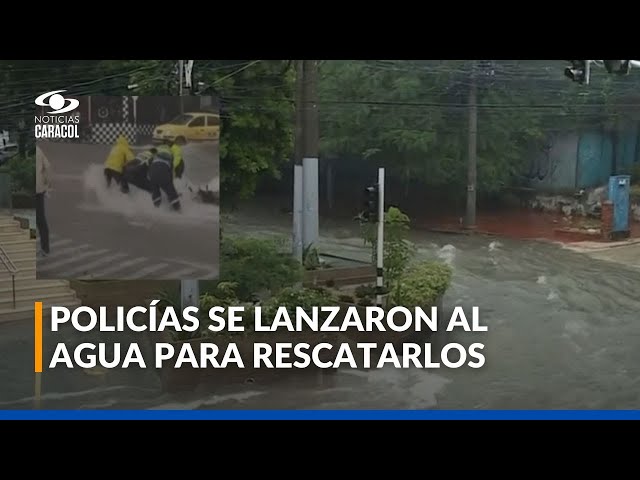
[
  {"x1": 189, "y1": 116, "x2": 205, "y2": 127},
  {"x1": 206, "y1": 116, "x2": 220, "y2": 127},
  {"x1": 168, "y1": 114, "x2": 194, "y2": 125}
]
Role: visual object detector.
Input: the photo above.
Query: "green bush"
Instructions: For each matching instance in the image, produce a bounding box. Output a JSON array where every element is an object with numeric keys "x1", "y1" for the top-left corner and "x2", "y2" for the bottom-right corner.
[
  {"x1": 391, "y1": 261, "x2": 453, "y2": 307},
  {"x1": 7, "y1": 153, "x2": 35, "y2": 194},
  {"x1": 264, "y1": 286, "x2": 336, "y2": 320},
  {"x1": 220, "y1": 236, "x2": 303, "y2": 301},
  {"x1": 361, "y1": 206, "x2": 416, "y2": 285}
]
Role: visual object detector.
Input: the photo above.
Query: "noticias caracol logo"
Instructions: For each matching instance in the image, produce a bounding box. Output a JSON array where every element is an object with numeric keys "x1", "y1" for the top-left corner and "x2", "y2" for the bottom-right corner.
[
  {"x1": 34, "y1": 90, "x2": 80, "y2": 139},
  {"x1": 35, "y1": 90, "x2": 79, "y2": 114}
]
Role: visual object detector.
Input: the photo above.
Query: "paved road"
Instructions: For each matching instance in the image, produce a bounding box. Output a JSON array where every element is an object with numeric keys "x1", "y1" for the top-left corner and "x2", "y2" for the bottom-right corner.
[{"x1": 37, "y1": 141, "x2": 219, "y2": 280}]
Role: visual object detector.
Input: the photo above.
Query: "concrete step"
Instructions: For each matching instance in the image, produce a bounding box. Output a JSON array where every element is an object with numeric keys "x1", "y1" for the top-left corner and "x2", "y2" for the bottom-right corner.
[
  {"x1": 0, "y1": 268, "x2": 36, "y2": 283},
  {"x1": 0, "y1": 238, "x2": 36, "y2": 249},
  {"x1": 0, "y1": 245, "x2": 37, "y2": 258},
  {"x1": 0, "y1": 232, "x2": 31, "y2": 243},
  {"x1": 0, "y1": 274, "x2": 60, "y2": 290},
  {"x1": 2, "y1": 251, "x2": 35, "y2": 262},
  {"x1": 11, "y1": 258, "x2": 35, "y2": 270},
  {"x1": 0, "y1": 280, "x2": 73, "y2": 298},
  {"x1": 0, "y1": 299, "x2": 82, "y2": 325},
  {"x1": 0, "y1": 222, "x2": 22, "y2": 233},
  {"x1": 0, "y1": 292, "x2": 79, "y2": 311}
]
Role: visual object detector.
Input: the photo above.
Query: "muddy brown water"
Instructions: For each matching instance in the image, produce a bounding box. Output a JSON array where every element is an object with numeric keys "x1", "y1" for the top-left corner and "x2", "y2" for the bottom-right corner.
[{"x1": 1, "y1": 210, "x2": 640, "y2": 410}]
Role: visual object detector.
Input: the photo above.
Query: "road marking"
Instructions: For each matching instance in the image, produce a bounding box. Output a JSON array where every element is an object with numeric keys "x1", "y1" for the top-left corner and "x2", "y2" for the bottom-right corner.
[
  {"x1": 127, "y1": 263, "x2": 171, "y2": 279},
  {"x1": 50, "y1": 238, "x2": 73, "y2": 249},
  {"x1": 39, "y1": 244, "x2": 91, "y2": 262},
  {"x1": 63, "y1": 252, "x2": 131, "y2": 278},
  {"x1": 37, "y1": 248, "x2": 110, "y2": 273},
  {"x1": 97, "y1": 256, "x2": 149, "y2": 278}
]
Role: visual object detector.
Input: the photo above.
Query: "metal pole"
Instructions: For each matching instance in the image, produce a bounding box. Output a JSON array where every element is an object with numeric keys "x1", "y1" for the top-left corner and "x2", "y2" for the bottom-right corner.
[
  {"x1": 376, "y1": 168, "x2": 385, "y2": 307},
  {"x1": 585, "y1": 60, "x2": 591, "y2": 85},
  {"x1": 176, "y1": 60, "x2": 197, "y2": 306}
]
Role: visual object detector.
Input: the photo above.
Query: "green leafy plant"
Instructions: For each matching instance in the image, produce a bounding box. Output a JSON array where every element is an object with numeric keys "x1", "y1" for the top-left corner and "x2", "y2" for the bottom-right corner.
[
  {"x1": 7, "y1": 153, "x2": 35, "y2": 194},
  {"x1": 264, "y1": 286, "x2": 337, "y2": 323},
  {"x1": 220, "y1": 235, "x2": 303, "y2": 301},
  {"x1": 303, "y1": 243, "x2": 321, "y2": 270},
  {"x1": 391, "y1": 261, "x2": 453, "y2": 307},
  {"x1": 357, "y1": 296, "x2": 373, "y2": 307},
  {"x1": 354, "y1": 284, "x2": 375, "y2": 299},
  {"x1": 361, "y1": 206, "x2": 416, "y2": 285},
  {"x1": 337, "y1": 294, "x2": 355, "y2": 303}
]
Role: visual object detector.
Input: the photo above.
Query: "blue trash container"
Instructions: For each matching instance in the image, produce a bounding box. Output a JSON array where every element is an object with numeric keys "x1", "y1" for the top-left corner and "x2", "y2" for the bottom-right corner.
[{"x1": 607, "y1": 175, "x2": 631, "y2": 234}]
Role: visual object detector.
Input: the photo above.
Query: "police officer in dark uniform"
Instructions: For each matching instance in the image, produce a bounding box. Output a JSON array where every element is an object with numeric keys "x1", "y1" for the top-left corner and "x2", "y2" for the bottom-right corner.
[
  {"x1": 122, "y1": 148, "x2": 156, "y2": 193},
  {"x1": 148, "y1": 140, "x2": 181, "y2": 211}
]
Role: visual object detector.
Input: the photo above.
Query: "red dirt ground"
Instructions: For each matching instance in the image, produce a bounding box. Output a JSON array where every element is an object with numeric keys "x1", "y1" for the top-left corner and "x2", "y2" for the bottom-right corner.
[{"x1": 416, "y1": 209, "x2": 640, "y2": 243}]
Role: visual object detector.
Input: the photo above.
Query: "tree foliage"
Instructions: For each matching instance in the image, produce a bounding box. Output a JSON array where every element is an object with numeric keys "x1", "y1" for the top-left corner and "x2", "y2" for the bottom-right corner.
[
  {"x1": 318, "y1": 60, "x2": 640, "y2": 196},
  {"x1": 0, "y1": 59, "x2": 293, "y2": 202}
]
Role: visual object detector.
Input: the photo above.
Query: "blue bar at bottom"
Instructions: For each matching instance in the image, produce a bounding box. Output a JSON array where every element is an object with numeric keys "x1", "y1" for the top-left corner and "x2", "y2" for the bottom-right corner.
[{"x1": 1, "y1": 410, "x2": 640, "y2": 420}]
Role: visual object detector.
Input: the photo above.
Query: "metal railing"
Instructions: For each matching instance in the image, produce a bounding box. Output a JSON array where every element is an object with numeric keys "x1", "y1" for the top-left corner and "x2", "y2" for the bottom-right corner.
[{"x1": 0, "y1": 244, "x2": 18, "y2": 309}]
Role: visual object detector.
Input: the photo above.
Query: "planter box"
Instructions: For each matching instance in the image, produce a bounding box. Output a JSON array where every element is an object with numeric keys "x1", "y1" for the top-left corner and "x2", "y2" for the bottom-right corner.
[
  {"x1": 304, "y1": 265, "x2": 375, "y2": 288},
  {"x1": 158, "y1": 331, "x2": 346, "y2": 393},
  {"x1": 70, "y1": 280, "x2": 179, "y2": 308}
]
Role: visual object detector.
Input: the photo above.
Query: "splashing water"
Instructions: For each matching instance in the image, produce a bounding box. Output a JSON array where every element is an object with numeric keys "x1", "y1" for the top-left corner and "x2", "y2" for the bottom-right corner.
[
  {"x1": 437, "y1": 244, "x2": 457, "y2": 265},
  {"x1": 81, "y1": 164, "x2": 218, "y2": 228},
  {"x1": 488, "y1": 240, "x2": 502, "y2": 251},
  {"x1": 537, "y1": 275, "x2": 547, "y2": 284}
]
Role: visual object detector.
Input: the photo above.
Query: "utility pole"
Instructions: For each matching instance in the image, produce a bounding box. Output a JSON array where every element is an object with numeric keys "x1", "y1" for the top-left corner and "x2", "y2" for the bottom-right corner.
[
  {"x1": 177, "y1": 59, "x2": 199, "y2": 310},
  {"x1": 178, "y1": 60, "x2": 185, "y2": 113},
  {"x1": 302, "y1": 60, "x2": 320, "y2": 249},
  {"x1": 464, "y1": 61, "x2": 478, "y2": 230},
  {"x1": 292, "y1": 60, "x2": 305, "y2": 263}
]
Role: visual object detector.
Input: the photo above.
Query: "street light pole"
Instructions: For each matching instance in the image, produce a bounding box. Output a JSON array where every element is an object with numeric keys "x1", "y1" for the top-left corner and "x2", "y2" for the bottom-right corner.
[{"x1": 177, "y1": 59, "x2": 199, "y2": 311}]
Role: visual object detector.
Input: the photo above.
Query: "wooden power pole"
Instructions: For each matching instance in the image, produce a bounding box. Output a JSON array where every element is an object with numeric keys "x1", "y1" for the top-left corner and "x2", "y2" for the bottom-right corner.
[
  {"x1": 464, "y1": 62, "x2": 478, "y2": 229},
  {"x1": 301, "y1": 60, "x2": 320, "y2": 249},
  {"x1": 292, "y1": 60, "x2": 305, "y2": 262}
]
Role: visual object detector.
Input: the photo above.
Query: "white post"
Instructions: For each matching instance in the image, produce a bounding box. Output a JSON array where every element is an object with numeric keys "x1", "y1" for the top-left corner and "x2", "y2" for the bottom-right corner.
[
  {"x1": 181, "y1": 280, "x2": 200, "y2": 310},
  {"x1": 293, "y1": 164, "x2": 304, "y2": 262},
  {"x1": 302, "y1": 157, "x2": 319, "y2": 249},
  {"x1": 376, "y1": 167, "x2": 385, "y2": 308},
  {"x1": 585, "y1": 60, "x2": 591, "y2": 85},
  {"x1": 132, "y1": 96, "x2": 138, "y2": 144}
]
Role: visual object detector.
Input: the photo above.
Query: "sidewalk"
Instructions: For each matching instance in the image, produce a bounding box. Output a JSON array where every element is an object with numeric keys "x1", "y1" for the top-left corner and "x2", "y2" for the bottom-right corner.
[{"x1": 562, "y1": 238, "x2": 640, "y2": 270}]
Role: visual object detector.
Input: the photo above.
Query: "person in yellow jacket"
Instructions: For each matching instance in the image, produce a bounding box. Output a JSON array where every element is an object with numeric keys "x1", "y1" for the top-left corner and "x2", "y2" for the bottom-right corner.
[
  {"x1": 170, "y1": 137, "x2": 186, "y2": 179},
  {"x1": 104, "y1": 135, "x2": 135, "y2": 193}
]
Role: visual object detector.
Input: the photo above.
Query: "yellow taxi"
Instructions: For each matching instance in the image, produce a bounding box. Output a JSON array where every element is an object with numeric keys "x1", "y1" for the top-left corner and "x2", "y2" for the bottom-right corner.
[{"x1": 152, "y1": 112, "x2": 220, "y2": 144}]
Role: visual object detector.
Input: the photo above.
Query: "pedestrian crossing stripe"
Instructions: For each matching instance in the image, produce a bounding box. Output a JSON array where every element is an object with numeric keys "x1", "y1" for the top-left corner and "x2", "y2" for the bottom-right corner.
[{"x1": 37, "y1": 235, "x2": 218, "y2": 280}]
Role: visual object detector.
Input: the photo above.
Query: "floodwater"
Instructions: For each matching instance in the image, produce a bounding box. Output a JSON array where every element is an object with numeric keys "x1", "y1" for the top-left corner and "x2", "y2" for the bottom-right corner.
[
  {"x1": 80, "y1": 142, "x2": 219, "y2": 228},
  {"x1": 2, "y1": 212, "x2": 640, "y2": 409}
]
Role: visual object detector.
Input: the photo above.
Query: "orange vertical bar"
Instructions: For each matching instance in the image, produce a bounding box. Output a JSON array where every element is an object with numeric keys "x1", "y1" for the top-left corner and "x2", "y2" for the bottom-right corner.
[{"x1": 34, "y1": 302, "x2": 43, "y2": 373}]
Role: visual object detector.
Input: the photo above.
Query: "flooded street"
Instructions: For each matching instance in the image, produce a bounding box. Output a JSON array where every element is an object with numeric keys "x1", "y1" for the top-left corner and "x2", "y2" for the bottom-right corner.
[{"x1": 2, "y1": 209, "x2": 640, "y2": 409}]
